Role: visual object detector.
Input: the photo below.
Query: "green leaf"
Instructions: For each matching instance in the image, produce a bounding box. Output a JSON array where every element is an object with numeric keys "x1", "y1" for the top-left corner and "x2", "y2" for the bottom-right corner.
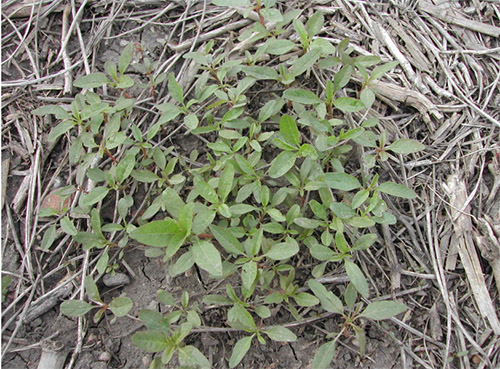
[
  {"x1": 203, "y1": 294, "x2": 233, "y2": 306},
  {"x1": 234, "y1": 154, "x2": 257, "y2": 176},
  {"x1": 263, "y1": 326, "x2": 297, "y2": 342},
  {"x1": 90, "y1": 208, "x2": 103, "y2": 238},
  {"x1": 268, "y1": 151, "x2": 296, "y2": 178},
  {"x1": 212, "y1": 0, "x2": 250, "y2": 5},
  {"x1": 116, "y1": 154, "x2": 136, "y2": 183},
  {"x1": 333, "y1": 97, "x2": 365, "y2": 112},
  {"x1": 230, "y1": 304, "x2": 256, "y2": 329},
  {"x1": 369, "y1": 61, "x2": 399, "y2": 81},
  {"x1": 346, "y1": 216, "x2": 375, "y2": 228},
  {"x1": 247, "y1": 228, "x2": 263, "y2": 257},
  {"x1": 291, "y1": 48, "x2": 322, "y2": 77},
  {"x1": 265, "y1": 39, "x2": 296, "y2": 55},
  {"x1": 334, "y1": 231, "x2": 349, "y2": 253},
  {"x1": 293, "y1": 292, "x2": 320, "y2": 307},
  {"x1": 293, "y1": 19, "x2": 308, "y2": 45},
  {"x1": 96, "y1": 251, "x2": 109, "y2": 274},
  {"x1": 2, "y1": 276, "x2": 12, "y2": 303},
  {"x1": 354, "y1": 55, "x2": 381, "y2": 67},
  {"x1": 163, "y1": 187, "x2": 185, "y2": 218},
  {"x1": 265, "y1": 292, "x2": 284, "y2": 304},
  {"x1": 118, "y1": 43, "x2": 134, "y2": 74},
  {"x1": 73, "y1": 73, "x2": 110, "y2": 88},
  {"x1": 192, "y1": 240, "x2": 223, "y2": 278},
  {"x1": 310, "y1": 38, "x2": 336, "y2": 55},
  {"x1": 222, "y1": 107, "x2": 244, "y2": 123},
  {"x1": 308, "y1": 280, "x2": 343, "y2": 314},
  {"x1": 192, "y1": 207, "x2": 216, "y2": 235},
  {"x1": 360, "y1": 87, "x2": 375, "y2": 108},
  {"x1": 131, "y1": 170, "x2": 160, "y2": 183},
  {"x1": 306, "y1": 11, "x2": 324, "y2": 37},
  {"x1": 184, "y1": 113, "x2": 199, "y2": 130},
  {"x1": 280, "y1": 114, "x2": 300, "y2": 147},
  {"x1": 218, "y1": 164, "x2": 234, "y2": 202},
  {"x1": 344, "y1": 283, "x2": 357, "y2": 310},
  {"x1": 80, "y1": 186, "x2": 110, "y2": 207},
  {"x1": 178, "y1": 345, "x2": 211, "y2": 368},
  {"x1": 116, "y1": 75, "x2": 134, "y2": 88},
  {"x1": 60, "y1": 216, "x2": 77, "y2": 236},
  {"x1": 353, "y1": 234, "x2": 377, "y2": 250},
  {"x1": 129, "y1": 219, "x2": 181, "y2": 247},
  {"x1": 267, "y1": 208, "x2": 286, "y2": 222},
  {"x1": 60, "y1": 300, "x2": 93, "y2": 317},
  {"x1": 283, "y1": 89, "x2": 322, "y2": 105},
  {"x1": 84, "y1": 276, "x2": 101, "y2": 302},
  {"x1": 40, "y1": 225, "x2": 57, "y2": 250},
  {"x1": 229, "y1": 203, "x2": 257, "y2": 215},
  {"x1": 47, "y1": 120, "x2": 75, "y2": 141},
  {"x1": 359, "y1": 301, "x2": 408, "y2": 320},
  {"x1": 33, "y1": 105, "x2": 69, "y2": 119},
  {"x1": 209, "y1": 224, "x2": 243, "y2": 255},
  {"x1": 353, "y1": 325, "x2": 367, "y2": 357},
  {"x1": 310, "y1": 243, "x2": 335, "y2": 261},
  {"x1": 324, "y1": 173, "x2": 361, "y2": 191},
  {"x1": 109, "y1": 296, "x2": 133, "y2": 317},
  {"x1": 194, "y1": 177, "x2": 218, "y2": 204},
  {"x1": 294, "y1": 218, "x2": 322, "y2": 229},
  {"x1": 387, "y1": 139, "x2": 425, "y2": 154},
  {"x1": 378, "y1": 182, "x2": 417, "y2": 199},
  {"x1": 334, "y1": 65, "x2": 353, "y2": 91},
  {"x1": 168, "y1": 73, "x2": 184, "y2": 104},
  {"x1": 312, "y1": 340, "x2": 336, "y2": 369},
  {"x1": 243, "y1": 66, "x2": 279, "y2": 80},
  {"x1": 352, "y1": 189, "x2": 370, "y2": 209},
  {"x1": 241, "y1": 261, "x2": 258, "y2": 290},
  {"x1": 156, "y1": 290, "x2": 176, "y2": 307},
  {"x1": 261, "y1": 7, "x2": 283, "y2": 22},
  {"x1": 229, "y1": 335, "x2": 253, "y2": 368},
  {"x1": 132, "y1": 330, "x2": 168, "y2": 353},
  {"x1": 266, "y1": 238, "x2": 299, "y2": 260},
  {"x1": 178, "y1": 202, "x2": 193, "y2": 235},
  {"x1": 157, "y1": 102, "x2": 181, "y2": 124},
  {"x1": 345, "y1": 260, "x2": 369, "y2": 298}
]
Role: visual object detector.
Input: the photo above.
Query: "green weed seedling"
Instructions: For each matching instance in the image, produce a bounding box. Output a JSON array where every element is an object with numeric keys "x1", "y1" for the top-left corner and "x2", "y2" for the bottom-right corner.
[
  {"x1": 33, "y1": 3, "x2": 426, "y2": 367},
  {"x1": 59, "y1": 277, "x2": 132, "y2": 324}
]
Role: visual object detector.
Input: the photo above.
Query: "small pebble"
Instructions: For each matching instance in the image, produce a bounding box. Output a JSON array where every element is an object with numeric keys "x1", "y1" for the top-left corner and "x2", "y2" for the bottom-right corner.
[
  {"x1": 103, "y1": 273, "x2": 130, "y2": 287},
  {"x1": 98, "y1": 351, "x2": 112, "y2": 362}
]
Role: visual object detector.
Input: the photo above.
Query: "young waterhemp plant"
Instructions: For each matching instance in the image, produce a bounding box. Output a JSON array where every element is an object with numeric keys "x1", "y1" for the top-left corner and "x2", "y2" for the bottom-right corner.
[{"x1": 34, "y1": 5, "x2": 425, "y2": 368}]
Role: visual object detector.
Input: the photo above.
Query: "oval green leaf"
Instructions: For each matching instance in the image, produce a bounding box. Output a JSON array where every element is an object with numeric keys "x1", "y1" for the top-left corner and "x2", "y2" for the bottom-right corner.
[
  {"x1": 359, "y1": 301, "x2": 408, "y2": 320},
  {"x1": 268, "y1": 151, "x2": 296, "y2": 179},
  {"x1": 109, "y1": 296, "x2": 133, "y2": 317},
  {"x1": 192, "y1": 240, "x2": 223, "y2": 278},
  {"x1": 129, "y1": 219, "x2": 180, "y2": 247},
  {"x1": 387, "y1": 139, "x2": 425, "y2": 154},
  {"x1": 73, "y1": 73, "x2": 110, "y2": 88},
  {"x1": 266, "y1": 239, "x2": 299, "y2": 260},
  {"x1": 324, "y1": 173, "x2": 361, "y2": 191},
  {"x1": 132, "y1": 330, "x2": 168, "y2": 353},
  {"x1": 60, "y1": 300, "x2": 93, "y2": 317},
  {"x1": 263, "y1": 326, "x2": 297, "y2": 342},
  {"x1": 283, "y1": 89, "x2": 322, "y2": 105},
  {"x1": 345, "y1": 260, "x2": 369, "y2": 298},
  {"x1": 333, "y1": 97, "x2": 365, "y2": 112},
  {"x1": 377, "y1": 182, "x2": 417, "y2": 199}
]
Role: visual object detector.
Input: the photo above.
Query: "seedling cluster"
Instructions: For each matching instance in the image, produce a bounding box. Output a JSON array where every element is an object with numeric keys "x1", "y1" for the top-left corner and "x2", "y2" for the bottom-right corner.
[{"x1": 35, "y1": 3, "x2": 424, "y2": 368}]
